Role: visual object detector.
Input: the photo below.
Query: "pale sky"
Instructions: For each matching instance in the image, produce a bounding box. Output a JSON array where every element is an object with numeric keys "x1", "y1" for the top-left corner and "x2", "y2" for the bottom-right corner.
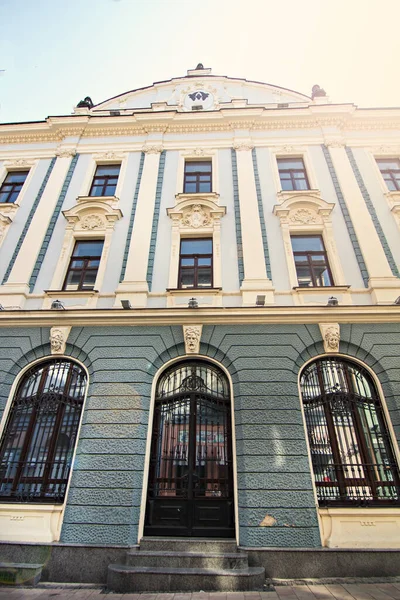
[{"x1": 0, "y1": 0, "x2": 399, "y2": 124}]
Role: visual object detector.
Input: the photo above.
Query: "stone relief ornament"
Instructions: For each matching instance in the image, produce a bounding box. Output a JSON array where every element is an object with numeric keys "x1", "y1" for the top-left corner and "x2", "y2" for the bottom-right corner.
[
  {"x1": 183, "y1": 325, "x2": 203, "y2": 354},
  {"x1": 233, "y1": 142, "x2": 255, "y2": 152},
  {"x1": 50, "y1": 326, "x2": 72, "y2": 355},
  {"x1": 55, "y1": 147, "x2": 77, "y2": 158},
  {"x1": 319, "y1": 323, "x2": 340, "y2": 353},
  {"x1": 142, "y1": 145, "x2": 163, "y2": 154},
  {"x1": 81, "y1": 214, "x2": 104, "y2": 230},
  {"x1": 289, "y1": 208, "x2": 321, "y2": 225},
  {"x1": 181, "y1": 204, "x2": 212, "y2": 229}
]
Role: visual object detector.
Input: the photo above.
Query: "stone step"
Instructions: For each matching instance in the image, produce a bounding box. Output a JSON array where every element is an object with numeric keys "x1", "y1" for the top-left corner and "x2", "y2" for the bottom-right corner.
[
  {"x1": 107, "y1": 564, "x2": 266, "y2": 592},
  {"x1": 125, "y1": 550, "x2": 249, "y2": 569},
  {"x1": 0, "y1": 562, "x2": 43, "y2": 587},
  {"x1": 139, "y1": 537, "x2": 238, "y2": 553}
]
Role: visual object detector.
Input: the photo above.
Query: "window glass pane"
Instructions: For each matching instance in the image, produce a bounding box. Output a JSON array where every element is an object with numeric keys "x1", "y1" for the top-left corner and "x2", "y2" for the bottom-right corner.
[
  {"x1": 313, "y1": 265, "x2": 332, "y2": 286},
  {"x1": 181, "y1": 239, "x2": 212, "y2": 254},
  {"x1": 184, "y1": 182, "x2": 196, "y2": 193},
  {"x1": 104, "y1": 183, "x2": 117, "y2": 195},
  {"x1": 0, "y1": 191, "x2": 9, "y2": 203},
  {"x1": 64, "y1": 271, "x2": 82, "y2": 290},
  {"x1": 180, "y1": 270, "x2": 195, "y2": 288},
  {"x1": 291, "y1": 236, "x2": 324, "y2": 252},
  {"x1": 199, "y1": 182, "x2": 212, "y2": 192},
  {"x1": 197, "y1": 268, "x2": 212, "y2": 287},
  {"x1": 73, "y1": 241, "x2": 103, "y2": 257},
  {"x1": 278, "y1": 158, "x2": 305, "y2": 169},
  {"x1": 198, "y1": 258, "x2": 211, "y2": 266},
  {"x1": 94, "y1": 164, "x2": 120, "y2": 176},
  {"x1": 6, "y1": 172, "x2": 28, "y2": 183},
  {"x1": 279, "y1": 172, "x2": 291, "y2": 179},
  {"x1": 81, "y1": 271, "x2": 97, "y2": 289},
  {"x1": 280, "y1": 179, "x2": 294, "y2": 191},
  {"x1": 377, "y1": 159, "x2": 400, "y2": 170},
  {"x1": 185, "y1": 162, "x2": 211, "y2": 173},
  {"x1": 89, "y1": 185, "x2": 104, "y2": 197},
  {"x1": 294, "y1": 179, "x2": 308, "y2": 190},
  {"x1": 181, "y1": 258, "x2": 194, "y2": 266},
  {"x1": 70, "y1": 259, "x2": 84, "y2": 268}
]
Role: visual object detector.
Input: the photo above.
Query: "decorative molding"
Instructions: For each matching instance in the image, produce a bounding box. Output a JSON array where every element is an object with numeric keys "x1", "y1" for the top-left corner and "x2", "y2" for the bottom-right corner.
[
  {"x1": 0, "y1": 214, "x2": 12, "y2": 246},
  {"x1": 167, "y1": 198, "x2": 226, "y2": 228},
  {"x1": 289, "y1": 207, "x2": 321, "y2": 225},
  {"x1": 93, "y1": 151, "x2": 126, "y2": 160},
  {"x1": 181, "y1": 204, "x2": 212, "y2": 228},
  {"x1": 50, "y1": 326, "x2": 71, "y2": 355},
  {"x1": 142, "y1": 145, "x2": 164, "y2": 154},
  {"x1": 273, "y1": 194, "x2": 334, "y2": 226},
  {"x1": 63, "y1": 197, "x2": 122, "y2": 230},
  {"x1": 319, "y1": 322, "x2": 340, "y2": 353},
  {"x1": 55, "y1": 147, "x2": 77, "y2": 158},
  {"x1": 81, "y1": 214, "x2": 105, "y2": 230},
  {"x1": 3, "y1": 158, "x2": 36, "y2": 168},
  {"x1": 183, "y1": 325, "x2": 202, "y2": 354},
  {"x1": 233, "y1": 142, "x2": 254, "y2": 152},
  {"x1": 371, "y1": 145, "x2": 400, "y2": 155}
]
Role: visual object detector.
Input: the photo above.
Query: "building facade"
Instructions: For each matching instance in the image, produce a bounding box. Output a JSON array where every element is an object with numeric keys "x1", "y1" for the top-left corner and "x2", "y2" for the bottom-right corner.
[{"x1": 0, "y1": 66, "x2": 399, "y2": 583}]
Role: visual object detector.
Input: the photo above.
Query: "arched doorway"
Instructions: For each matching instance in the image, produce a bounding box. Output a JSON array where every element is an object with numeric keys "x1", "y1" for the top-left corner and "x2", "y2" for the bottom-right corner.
[{"x1": 144, "y1": 360, "x2": 235, "y2": 537}]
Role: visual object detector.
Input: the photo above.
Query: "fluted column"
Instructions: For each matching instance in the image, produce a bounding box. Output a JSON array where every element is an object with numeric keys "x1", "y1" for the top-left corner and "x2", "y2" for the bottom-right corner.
[
  {"x1": 234, "y1": 142, "x2": 274, "y2": 305},
  {"x1": 115, "y1": 145, "x2": 162, "y2": 307}
]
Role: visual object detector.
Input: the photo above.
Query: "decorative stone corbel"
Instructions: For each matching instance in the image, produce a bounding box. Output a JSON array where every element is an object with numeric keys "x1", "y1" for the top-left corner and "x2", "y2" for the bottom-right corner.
[
  {"x1": 183, "y1": 325, "x2": 202, "y2": 354},
  {"x1": 55, "y1": 147, "x2": 77, "y2": 158},
  {"x1": 233, "y1": 142, "x2": 255, "y2": 152},
  {"x1": 319, "y1": 323, "x2": 340, "y2": 353},
  {"x1": 142, "y1": 145, "x2": 163, "y2": 154},
  {"x1": 50, "y1": 326, "x2": 72, "y2": 355}
]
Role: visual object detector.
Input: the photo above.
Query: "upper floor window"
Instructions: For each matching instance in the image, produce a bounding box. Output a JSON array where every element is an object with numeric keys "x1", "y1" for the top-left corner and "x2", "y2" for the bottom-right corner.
[
  {"x1": 89, "y1": 164, "x2": 120, "y2": 197},
  {"x1": 178, "y1": 238, "x2": 213, "y2": 288},
  {"x1": 376, "y1": 158, "x2": 400, "y2": 191},
  {"x1": 63, "y1": 240, "x2": 104, "y2": 291},
  {"x1": 184, "y1": 161, "x2": 212, "y2": 193},
  {"x1": 300, "y1": 357, "x2": 400, "y2": 507},
  {"x1": 278, "y1": 158, "x2": 310, "y2": 191},
  {"x1": 291, "y1": 235, "x2": 333, "y2": 287},
  {"x1": 0, "y1": 359, "x2": 87, "y2": 503},
  {"x1": 0, "y1": 171, "x2": 29, "y2": 204}
]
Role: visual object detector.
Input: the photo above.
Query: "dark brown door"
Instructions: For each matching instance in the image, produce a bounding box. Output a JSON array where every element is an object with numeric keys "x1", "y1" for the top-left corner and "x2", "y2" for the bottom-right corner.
[{"x1": 144, "y1": 362, "x2": 235, "y2": 537}]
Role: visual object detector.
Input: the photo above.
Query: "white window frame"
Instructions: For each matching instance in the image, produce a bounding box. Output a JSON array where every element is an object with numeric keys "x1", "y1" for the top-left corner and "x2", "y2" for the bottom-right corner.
[
  {"x1": 78, "y1": 152, "x2": 128, "y2": 199},
  {"x1": 176, "y1": 149, "x2": 219, "y2": 196},
  {"x1": 270, "y1": 148, "x2": 319, "y2": 194}
]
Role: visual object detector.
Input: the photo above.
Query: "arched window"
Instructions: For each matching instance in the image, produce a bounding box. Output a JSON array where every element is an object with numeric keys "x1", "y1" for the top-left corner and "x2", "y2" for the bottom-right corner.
[
  {"x1": 300, "y1": 357, "x2": 400, "y2": 506},
  {"x1": 0, "y1": 359, "x2": 87, "y2": 503}
]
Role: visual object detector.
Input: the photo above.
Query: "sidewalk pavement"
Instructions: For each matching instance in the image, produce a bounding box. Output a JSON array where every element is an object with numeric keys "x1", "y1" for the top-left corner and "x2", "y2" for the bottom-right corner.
[{"x1": 1, "y1": 582, "x2": 400, "y2": 600}]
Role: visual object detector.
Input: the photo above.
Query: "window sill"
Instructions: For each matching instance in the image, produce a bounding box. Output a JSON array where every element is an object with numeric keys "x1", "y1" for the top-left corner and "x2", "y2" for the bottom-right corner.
[
  {"x1": 76, "y1": 195, "x2": 119, "y2": 207},
  {"x1": 167, "y1": 287, "x2": 222, "y2": 295},
  {"x1": 276, "y1": 189, "x2": 321, "y2": 202},
  {"x1": 45, "y1": 289, "x2": 99, "y2": 296},
  {"x1": 0, "y1": 202, "x2": 19, "y2": 216},
  {"x1": 293, "y1": 285, "x2": 350, "y2": 293},
  {"x1": 175, "y1": 192, "x2": 220, "y2": 203}
]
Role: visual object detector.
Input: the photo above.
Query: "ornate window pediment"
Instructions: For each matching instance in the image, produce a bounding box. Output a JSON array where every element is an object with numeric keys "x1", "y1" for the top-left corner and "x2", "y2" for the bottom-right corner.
[
  {"x1": 273, "y1": 194, "x2": 335, "y2": 227},
  {"x1": 62, "y1": 197, "x2": 122, "y2": 231},
  {"x1": 168, "y1": 197, "x2": 225, "y2": 231}
]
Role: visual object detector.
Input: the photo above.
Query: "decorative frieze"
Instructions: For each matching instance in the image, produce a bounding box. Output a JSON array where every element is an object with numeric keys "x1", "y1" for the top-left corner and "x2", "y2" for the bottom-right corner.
[
  {"x1": 55, "y1": 147, "x2": 77, "y2": 158},
  {"x1": 142, "y1": 145, "x2": 164, "y2": 154},
  {"x1": 183, "y1": 325, "x2": 202, "y2": 354}
]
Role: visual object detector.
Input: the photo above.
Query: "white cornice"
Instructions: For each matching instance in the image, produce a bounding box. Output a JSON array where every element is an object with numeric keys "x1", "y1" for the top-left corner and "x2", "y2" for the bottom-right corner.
[{"x1": 0, "y1": 305, "x2": 400, "y2": 327}]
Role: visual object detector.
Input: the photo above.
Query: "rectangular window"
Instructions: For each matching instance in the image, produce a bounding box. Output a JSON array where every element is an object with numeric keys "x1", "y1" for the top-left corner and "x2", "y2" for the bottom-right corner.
[
  {"x1": 291, "y1": 235, "x2": 333, "y2": 287},
  {"x1": 376, "y1": 158, "x2": 400, "y2": 191},
  {"x1": 63, "y1": 240, "x2": 104, "y2": 291},
  {"x1": 178, "y1": 238, "x2": 213, "y2": 288},
  {"x1": 0, "y1": 171, "x2": 29, "y2": 204},
  {"x1": 89, "y1": 164, "x2": 120, "y2": 197},
  {"x1": 277, "y1": 158, "x2": 310, "y2": 191},
  {"x1": 183, "y1": 161, "x2": 212, "y2": 193}
]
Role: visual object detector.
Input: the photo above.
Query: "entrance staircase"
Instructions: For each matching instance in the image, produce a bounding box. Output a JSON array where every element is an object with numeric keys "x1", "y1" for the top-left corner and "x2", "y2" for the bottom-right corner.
[{"x1": 107, "y1": 538, "x2": 265, "y2": 592}]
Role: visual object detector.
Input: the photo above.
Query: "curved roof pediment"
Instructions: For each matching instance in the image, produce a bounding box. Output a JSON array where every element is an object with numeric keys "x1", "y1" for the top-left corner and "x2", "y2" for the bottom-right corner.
[{"x1": 92, "y1": 68, "x2": 311, "y2": 113}]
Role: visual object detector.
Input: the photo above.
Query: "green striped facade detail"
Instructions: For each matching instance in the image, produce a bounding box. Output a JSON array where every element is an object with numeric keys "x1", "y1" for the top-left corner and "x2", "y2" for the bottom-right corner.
[
  {"x1": 29, "y1": 154, "x2": 80, "y2": 293},
  {"x1": 252, "y1": 148, "x2": 272, "y2": 279},
  {"x1": 147, "y1": 151, "x2": 166, "y2": 289},
  {"x1": 2, "y1": 158, "x2": 57, "y2": 284},
  {"x1": 346, "y1": 146, "x2": 400, "y2": 278},
  {"x1": 231, "y1": 149, "x2": 245, "y2": 285},
  {"x1": 119, "y1": 152, "x2": 145, "y2": 283},
  {"x1": 321, "y1": 145, "x2": 369, "y2": 287}
]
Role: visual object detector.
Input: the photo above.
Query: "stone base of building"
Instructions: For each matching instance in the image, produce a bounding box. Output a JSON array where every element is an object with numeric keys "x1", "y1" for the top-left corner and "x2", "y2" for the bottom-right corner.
[{"x1": 0, "y1": 542, "x2": 399, "y2": 585}]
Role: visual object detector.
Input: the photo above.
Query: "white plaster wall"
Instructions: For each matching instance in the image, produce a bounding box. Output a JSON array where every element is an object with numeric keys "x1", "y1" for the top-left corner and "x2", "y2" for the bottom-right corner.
[
  {"x1": 219, "y1": 148, "x2": 240, "y2": 295},
  {"x1": 350, "y1": 147, "x2": 400, "y2": 270},
  {"x1": 309, "y1": 145, "x2": 367, "y2": 290},
  {"x1": 150, "y1": 150, "x2": 177, "y2": 295},
  {"x1": 0, "y1": 159, "x2": 51, "y2": 282},
  {"x1": 33, "y1": 154, "x2": 91, "y2": 294}
]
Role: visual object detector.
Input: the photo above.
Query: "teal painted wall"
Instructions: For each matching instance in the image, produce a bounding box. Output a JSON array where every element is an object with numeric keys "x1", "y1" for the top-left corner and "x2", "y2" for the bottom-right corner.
[{"x1": 0, "y1": 323, "x2": 399, "y2": 548}]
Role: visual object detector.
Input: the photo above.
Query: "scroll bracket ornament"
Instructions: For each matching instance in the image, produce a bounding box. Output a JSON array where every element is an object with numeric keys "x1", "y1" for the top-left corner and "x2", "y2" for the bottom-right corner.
[
  {"x1": 319, "y1": 322, "x2": 340, "y2": 353},
  {"x1": 50, "y1": 326, "x2": 72, "y2": 355},
  {"x1": 183, "y1": 325, "x2": 203, "y2": 354}
]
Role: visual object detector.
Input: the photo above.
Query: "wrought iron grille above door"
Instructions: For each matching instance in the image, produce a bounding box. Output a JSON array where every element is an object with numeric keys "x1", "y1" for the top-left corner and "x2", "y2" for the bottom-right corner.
[{"x1": 145, "y1": 361, "x2": 235, "y2": 537}]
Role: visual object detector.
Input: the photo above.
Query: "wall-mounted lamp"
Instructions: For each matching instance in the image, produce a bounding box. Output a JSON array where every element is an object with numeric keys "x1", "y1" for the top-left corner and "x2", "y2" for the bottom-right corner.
[
  {"x1": 188, "y1": 298, "x2": 198, "y2": 309},
  {"x1": 121, "y1": 300, "x2": 132, "y2": 310},
  {"x1": 51, "y1": 299, "x2": 65, "y2": 310},
  {"x1": 327, "y1": 296, "x2": 338, "y2": 307},
  {"x1": 0, "y1": 304, "x2": 4, "y2": 311},
  {"x1": 256, "y1": 295, "x2": 265, "y2": 306},
  {"x1": 395, "y1": 297, "x2": 400, "y2": 305}
]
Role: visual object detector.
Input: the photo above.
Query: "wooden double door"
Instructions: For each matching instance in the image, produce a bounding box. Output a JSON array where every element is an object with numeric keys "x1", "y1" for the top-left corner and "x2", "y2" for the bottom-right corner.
[{"x1": 144, "y1": 362, "x2": 235, "y2": 538}]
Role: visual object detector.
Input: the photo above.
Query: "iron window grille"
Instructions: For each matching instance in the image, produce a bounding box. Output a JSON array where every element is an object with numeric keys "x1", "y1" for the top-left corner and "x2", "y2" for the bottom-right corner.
[
  {"x1": 178, "y1": 238, "x2": 213, "y2": 289},
  {"x1": 291, "y1": 235, "x2": 334, "y2": 287},
  {"x1": 63, "y1": 240, "x2": 104, "y2": 291},
  {"x1": 183, "y1": 161, "x2": 212, "y2": 193},
  {"x1": 300, "y1": 357, "x2": 400, "y2": 507},
  {"x1": 89, "y1": 164, "x2": 120, "y2": 197},
  {"x1": 376, "y1": 158, "x2": 400, "y2": 192},
  {"x1": 0, "y1": 360, "x2": 87, "y2": 503},
  {"x1": 277, "y1": 157, "x2": 310, "y2": 191},
  {"x1": 0, "y1": 171, "x2": 29, "y2": 204}
]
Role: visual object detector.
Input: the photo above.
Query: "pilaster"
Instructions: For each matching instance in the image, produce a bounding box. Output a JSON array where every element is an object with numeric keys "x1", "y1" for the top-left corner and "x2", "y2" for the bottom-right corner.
[
  {"x1": 233, "y1": 142, "x2": 274, "y2": 305},
  {"x1": 115, "y1": 145, "x2": 163, "y2": 308},
  {"x1": 328, "y1": 144, "x2": 400, "y2": 303}
]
